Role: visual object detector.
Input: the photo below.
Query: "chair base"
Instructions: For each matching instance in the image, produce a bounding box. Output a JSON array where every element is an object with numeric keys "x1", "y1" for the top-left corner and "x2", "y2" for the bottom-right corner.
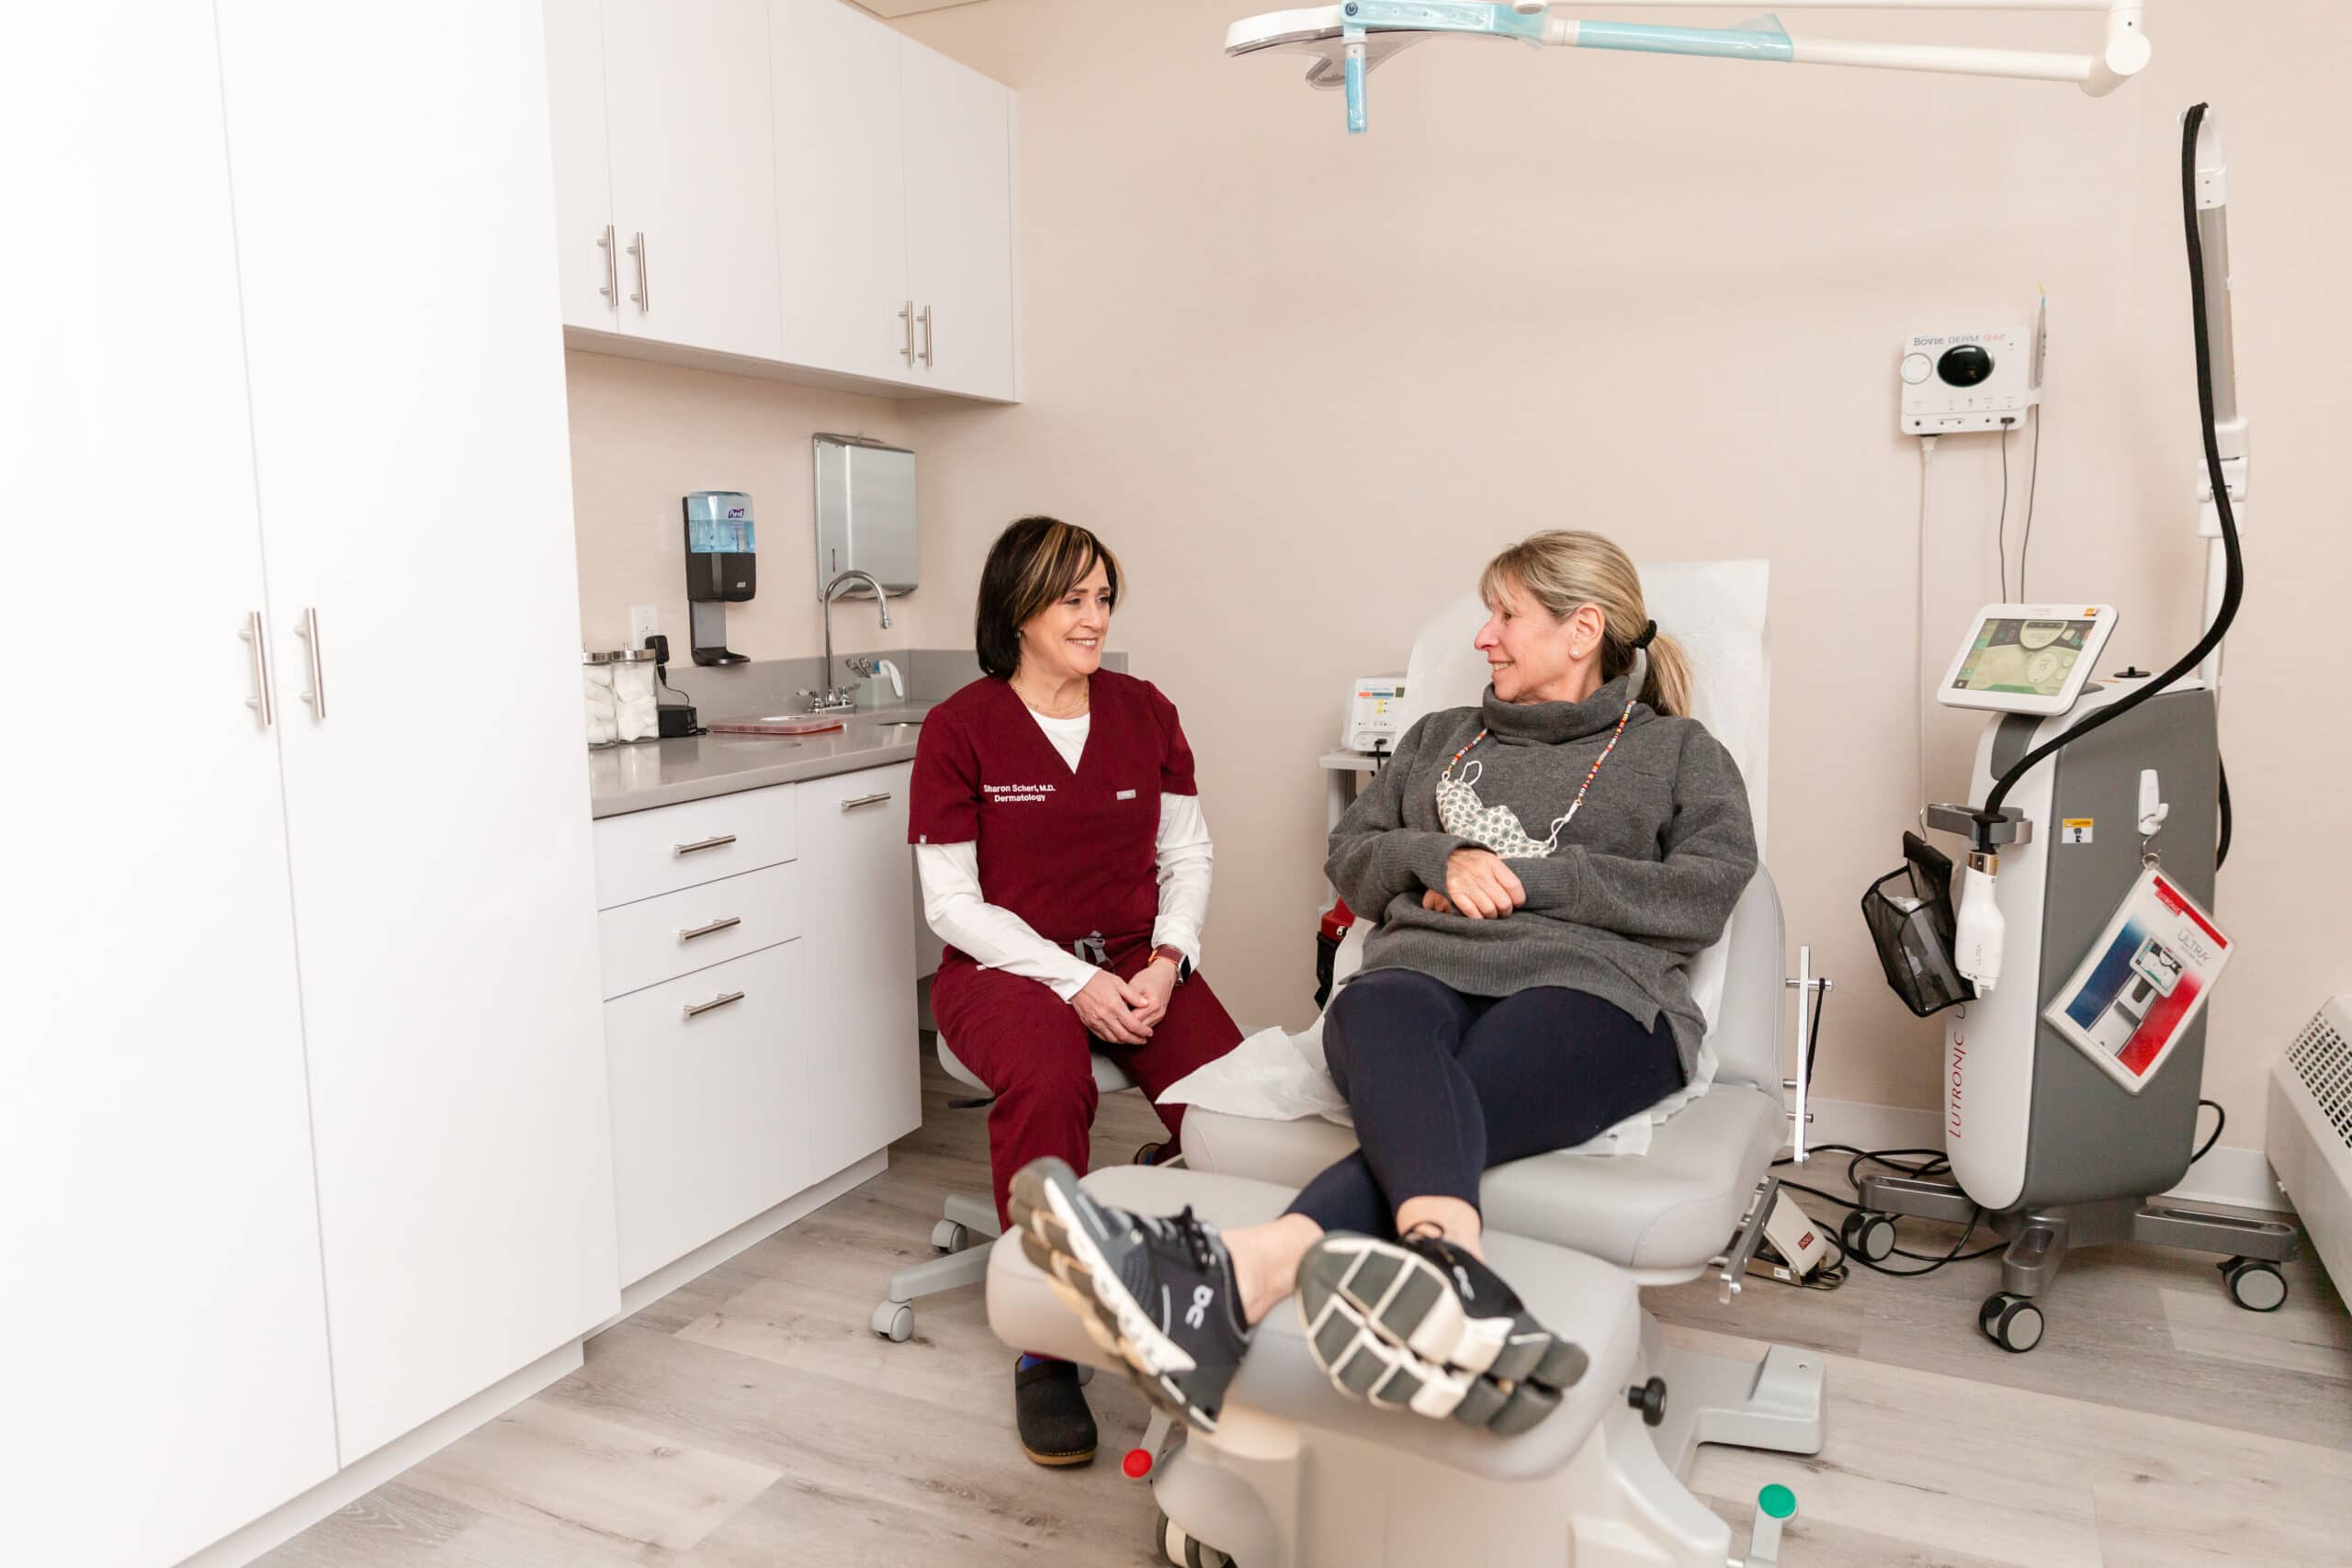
[
  {"x1": 875, "y1": 1191, "x2": 1006, "y2": 1342},
  {"x1": 1146, "y1": 1308, "x2": 1824, "y2": 1568}
]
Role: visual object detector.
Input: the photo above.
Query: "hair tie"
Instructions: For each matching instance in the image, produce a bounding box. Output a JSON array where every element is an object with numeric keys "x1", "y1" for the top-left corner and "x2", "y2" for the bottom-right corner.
[{"x1": 1632, "y1": 619, "x2": 1657, "y2": 650}]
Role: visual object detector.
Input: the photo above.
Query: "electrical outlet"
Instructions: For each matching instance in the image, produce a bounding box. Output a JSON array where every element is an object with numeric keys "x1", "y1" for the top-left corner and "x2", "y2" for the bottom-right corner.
[{"x1": 628, "y1": 604, "x2": 660, "y2": 649}]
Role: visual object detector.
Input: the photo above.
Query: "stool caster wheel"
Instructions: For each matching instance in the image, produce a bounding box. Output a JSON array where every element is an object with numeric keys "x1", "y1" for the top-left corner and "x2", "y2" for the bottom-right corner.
[
  {"x1": 931, "y1": 1219, "x2": 968, "y2": 1253},
  {"x1": 871, "y1": 1300, "x2": 914, "y2": 1343},
  {"x1": 2221, "y1": 1256, "x2": 2288, "y2": 1313},
  {"x1": 1157, "y1": 1509, "x2": 1235, "y2": 1568},
  {"x1": 1841, "y1": 1211, "x2": 1896, "y2": 1263},
  {"x1": 1978, "y1": 1292, "x2": 2043, "y2": 1353}
]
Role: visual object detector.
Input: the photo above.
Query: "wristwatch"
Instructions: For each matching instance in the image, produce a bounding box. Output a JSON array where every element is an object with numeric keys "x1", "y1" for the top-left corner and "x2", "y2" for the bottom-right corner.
[{"x1": 1149, "y1": 944, "x2": 1193, "y2": 985}]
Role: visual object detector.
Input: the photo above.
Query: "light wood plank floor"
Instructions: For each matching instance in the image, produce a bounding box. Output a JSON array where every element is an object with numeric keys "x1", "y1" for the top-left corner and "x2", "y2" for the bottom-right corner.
[{"x1": 263, "y1": 1048, "x2": 2352, "y2": 1568}]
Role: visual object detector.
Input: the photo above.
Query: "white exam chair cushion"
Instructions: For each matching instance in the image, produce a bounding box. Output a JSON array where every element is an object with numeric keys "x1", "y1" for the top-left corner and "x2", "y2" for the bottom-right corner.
[
  {"x1": 1180, "y1": 1081, "x2": 1784, "y2": 1273},
  {"x1": 985, "y1": 1164, "x2": 1642, "y2": 1483}
]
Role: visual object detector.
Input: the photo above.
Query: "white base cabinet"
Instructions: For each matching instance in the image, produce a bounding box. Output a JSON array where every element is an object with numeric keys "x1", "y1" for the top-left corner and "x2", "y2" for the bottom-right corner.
[{"x1": 594, "y1": 764, "x2": 921, "y2": 1286}]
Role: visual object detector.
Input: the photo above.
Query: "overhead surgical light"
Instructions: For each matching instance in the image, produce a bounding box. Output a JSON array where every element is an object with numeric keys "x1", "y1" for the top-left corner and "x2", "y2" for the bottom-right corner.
[{"x1": 1226, "y1": 2, "x2": 2151, "y2": 133}]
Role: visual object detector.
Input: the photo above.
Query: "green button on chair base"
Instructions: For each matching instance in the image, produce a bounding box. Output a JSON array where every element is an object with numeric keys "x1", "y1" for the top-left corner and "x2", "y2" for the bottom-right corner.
[{"x1": 1758, "y1": 1483, "x2": 1797, "y2": 1520}]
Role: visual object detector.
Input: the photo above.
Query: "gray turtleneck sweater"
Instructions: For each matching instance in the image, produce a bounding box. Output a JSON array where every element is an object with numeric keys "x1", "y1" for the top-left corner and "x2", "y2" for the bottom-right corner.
[{"x1": 1325, "y1": 674, "x2": 1758, "y2": 1077}]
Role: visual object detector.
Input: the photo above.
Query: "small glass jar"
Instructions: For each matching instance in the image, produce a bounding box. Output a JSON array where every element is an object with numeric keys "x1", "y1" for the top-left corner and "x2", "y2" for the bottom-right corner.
[{"x1": 584, "y1": 649, "x2": 662, "y2": 745}]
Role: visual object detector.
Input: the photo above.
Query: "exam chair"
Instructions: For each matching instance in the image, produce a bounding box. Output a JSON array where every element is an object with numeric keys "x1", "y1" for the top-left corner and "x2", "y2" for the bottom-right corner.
[{"x1": 986, "y1": 563, "x2": 1829, "y2": 1566}]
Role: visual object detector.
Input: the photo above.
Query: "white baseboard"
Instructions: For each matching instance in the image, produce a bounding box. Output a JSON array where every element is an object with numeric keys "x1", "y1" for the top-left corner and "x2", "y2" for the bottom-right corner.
[
  {"x1": 610, "y1": 1149, "x2": 889, "y2": 1323},
  {"x1": 176, "y1": 1341, "x2": 582, "y2": 1568},
  {"x1": 1798, "y1": 1097, "x2": 2292, "y2": 1214}
]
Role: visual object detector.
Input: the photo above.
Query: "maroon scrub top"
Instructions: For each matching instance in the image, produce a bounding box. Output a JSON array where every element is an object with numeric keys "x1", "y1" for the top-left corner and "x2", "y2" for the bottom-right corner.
[{"x1": 908, "y1": 671, "x2": 1197, "y2": 961}]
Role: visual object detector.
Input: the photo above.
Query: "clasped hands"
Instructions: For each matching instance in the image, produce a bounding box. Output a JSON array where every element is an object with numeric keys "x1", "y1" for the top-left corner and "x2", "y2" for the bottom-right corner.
[{"x1": 1422, "y1": 846, "x2": 1526, "y2": 919}]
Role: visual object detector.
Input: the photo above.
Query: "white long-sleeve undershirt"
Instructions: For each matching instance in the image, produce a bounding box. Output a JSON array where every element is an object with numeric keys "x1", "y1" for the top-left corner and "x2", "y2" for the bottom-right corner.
[{"x1": 915, "y1": 709, "x2": 1214, "y2": 1001}]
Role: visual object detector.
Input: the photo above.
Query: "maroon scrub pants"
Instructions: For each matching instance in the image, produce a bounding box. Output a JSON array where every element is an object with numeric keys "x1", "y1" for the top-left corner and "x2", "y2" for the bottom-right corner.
[{"x1": 932, "y1": 943, "x2": 1242, "y2": 1225}]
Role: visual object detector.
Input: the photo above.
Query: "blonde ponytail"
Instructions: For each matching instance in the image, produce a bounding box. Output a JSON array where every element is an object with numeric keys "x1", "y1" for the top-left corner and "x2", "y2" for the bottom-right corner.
[{"x1": 1478, "y1": 529, "x2": 1691, "y2": 718}]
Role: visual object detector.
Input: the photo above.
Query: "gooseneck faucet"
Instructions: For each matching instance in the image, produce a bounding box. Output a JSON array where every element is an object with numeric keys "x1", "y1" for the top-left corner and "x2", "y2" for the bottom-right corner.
[{"x1": 810, "y1": 570, "x2": 893, "y2": 712}]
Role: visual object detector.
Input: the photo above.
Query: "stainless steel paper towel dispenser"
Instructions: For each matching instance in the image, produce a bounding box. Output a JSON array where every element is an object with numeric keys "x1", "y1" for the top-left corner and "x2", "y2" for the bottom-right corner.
[{"x1": 812, "y1": 434, "x2": 916, "y2": 600}]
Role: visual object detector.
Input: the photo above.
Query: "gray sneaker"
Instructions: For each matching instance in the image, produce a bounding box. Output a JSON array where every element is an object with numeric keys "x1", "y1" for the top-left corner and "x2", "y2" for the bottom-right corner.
[
  {"x1": 1296, "y1": 1230, "x2": 1589, "y2": 1436},
  {"x1": 1008, "y1": 1157, "x2": 1251, "y2": 1432}
]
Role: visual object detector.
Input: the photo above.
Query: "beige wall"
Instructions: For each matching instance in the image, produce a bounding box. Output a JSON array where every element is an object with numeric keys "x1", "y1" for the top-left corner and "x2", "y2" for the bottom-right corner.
[
  {"x1": 565, "y1": 350, "x2": 916, "y2": 663},
  {"x1": 564, "y1": 1, "x2": 2351, "y2": 1156},
  {"x1": 875, "y1": 0, "x2": 2352, "y2": 1153}
]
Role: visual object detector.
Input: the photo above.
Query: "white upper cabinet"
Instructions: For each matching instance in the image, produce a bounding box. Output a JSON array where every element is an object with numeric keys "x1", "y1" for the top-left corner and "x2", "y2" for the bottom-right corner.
[
  {"x1": 773, "y1": 0, "x2": 912, "y2": 383},
  {"x1": 3, "y1": 10, "x2": 339, "y2": 1562},
  {"x1": 550, "y1": 0, "x2": 784, "y2": 360},
  {"x1": 900, "y1": 34, "x2": 1017, "y2": 400},
  {"x1": 216, "y1": 0, "x2": 621, "y2": 1465},
  {"x1": 546, "y1": 0, "x2": 1017, "y2": 398}
]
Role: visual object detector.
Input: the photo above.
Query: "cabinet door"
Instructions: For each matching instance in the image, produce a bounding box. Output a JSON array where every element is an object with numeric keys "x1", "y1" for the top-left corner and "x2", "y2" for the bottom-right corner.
[
  {"x1": 795, "y1": 765, "x2": 923, "y2": 1179},
  {"x1": 773, "y1": 0, "x2": 912, "y2": 384},
  {"x1": 544, "y1": 0, "x2": 622, "y2": 330},
  {"x1": 215, "y1": 0, "x2": 620, "y2": 1465},
  {"x1": 0, "y1": 9, "x2": 337, "y2": 1562},
  {"x1": 901, "y1": 37, "x2": 1016, "y2": 400},
  {"x1": 601, "y1": 0, "x2": 783, "y2": 358}
]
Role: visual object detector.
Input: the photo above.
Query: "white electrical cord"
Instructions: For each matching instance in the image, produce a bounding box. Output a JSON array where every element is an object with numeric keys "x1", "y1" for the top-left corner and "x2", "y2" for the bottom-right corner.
[{"x1": 1917, "y1": 434, "x2": 1938, "y2": 829}]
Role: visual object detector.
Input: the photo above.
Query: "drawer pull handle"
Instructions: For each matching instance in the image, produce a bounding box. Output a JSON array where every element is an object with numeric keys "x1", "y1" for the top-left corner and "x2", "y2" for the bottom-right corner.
[
  {"x1": 683, "y1": 990, "x2": 746, "y2": 1020},
  {"x1": 842, "y1": 792, "x2": 893, "y2": 811},
  {"x1": 673, "y1": 833, "x2": 737, "y2": 856},
  {"x1": 678, "y1": 915, "x2": 742, "y2": 942}
]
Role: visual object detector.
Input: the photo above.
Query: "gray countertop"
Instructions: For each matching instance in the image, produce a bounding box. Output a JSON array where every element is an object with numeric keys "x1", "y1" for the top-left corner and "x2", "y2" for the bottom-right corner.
[{"x1": 586, "y1": 704, "x2": 935, "y2": 818}]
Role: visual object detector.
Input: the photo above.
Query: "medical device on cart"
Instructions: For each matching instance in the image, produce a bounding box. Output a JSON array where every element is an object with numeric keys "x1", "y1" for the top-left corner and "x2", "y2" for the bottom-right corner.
[{"x1": 1854, "y1": 105, "x2": 2299, "y2": 1354}]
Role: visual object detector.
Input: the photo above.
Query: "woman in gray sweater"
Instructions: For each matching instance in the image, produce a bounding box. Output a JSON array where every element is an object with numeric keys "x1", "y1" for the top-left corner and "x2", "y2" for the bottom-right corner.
[{"x1": 1008, "y1": 531, "x2": 1758, "y2": 1441}]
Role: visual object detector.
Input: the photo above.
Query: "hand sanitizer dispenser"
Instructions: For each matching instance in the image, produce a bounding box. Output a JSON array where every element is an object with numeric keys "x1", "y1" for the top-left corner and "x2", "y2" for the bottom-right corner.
[{"x1": 684, "y1": 491, "x2": 754, "y2": 666}]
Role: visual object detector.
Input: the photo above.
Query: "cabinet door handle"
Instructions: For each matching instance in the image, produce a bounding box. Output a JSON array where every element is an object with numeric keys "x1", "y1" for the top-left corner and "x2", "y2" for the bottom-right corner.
[
  {"x1": 673, "y1": 833, "x2": 737, "y2": 856},
  {"x1": 598, "y1": 223, "x2": 619, "y2": 306},
  {"x1": 678, "y1": 915, "x2": 742, "y2": 942},
  {"x1": 628, "y1": 231, "x2": 650, "y2": 312},
  {"x1": 295, "y1": 606, "x2": 327, "y2": 718},
  {"x1": 683, "y1": 989, "x2": 746, "y2": 1020},
  {"x1": 242, "y1": 611, "x2": 275, "y2": 728},
  {"x1": 918, "y1": 304, "x2": 934, "y2": 368},
  {"x1": 898, "y1": 300, "x2": 915, "y2": 366},
  {"x1": 841, "y1": 792, "x2": 893, "y2": 811}
]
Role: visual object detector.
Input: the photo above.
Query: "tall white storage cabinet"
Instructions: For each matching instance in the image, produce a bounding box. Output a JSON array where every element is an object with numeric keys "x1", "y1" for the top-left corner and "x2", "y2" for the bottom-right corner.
[
  {"x1": 2, "y1": 11, "x2": 339, "y2": 1564},
  {"x1": 6, "y1": 4, "x2": 616, "y2": 1560},
  {"x1": 214, "y1": 0, "x2": 621, "y2": 1465}
]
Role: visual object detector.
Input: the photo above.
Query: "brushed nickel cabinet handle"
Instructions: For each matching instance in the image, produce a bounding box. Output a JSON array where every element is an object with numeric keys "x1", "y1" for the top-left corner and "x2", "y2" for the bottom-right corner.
[
  {"x1": 678, "y1": 915, "x2": 742, "y2": 942},
  {"x1": 684, "y1": 990, "x2": 746, "y2": 1020},
  {"x1": 673, "y1": 833, "x2": 737, "y2": 856}
]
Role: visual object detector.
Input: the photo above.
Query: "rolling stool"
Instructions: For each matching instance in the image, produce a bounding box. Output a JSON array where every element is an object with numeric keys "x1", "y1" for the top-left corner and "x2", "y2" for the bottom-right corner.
[{"x1": 870, "y1": 1031, "x2": 1144, "y2": 1344}]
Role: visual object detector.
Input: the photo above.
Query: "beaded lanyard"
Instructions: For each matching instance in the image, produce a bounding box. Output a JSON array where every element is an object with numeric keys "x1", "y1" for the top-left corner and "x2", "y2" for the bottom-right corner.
[{"x1": 1440, "y1": 685, "x2": 1639, "y2": 853}]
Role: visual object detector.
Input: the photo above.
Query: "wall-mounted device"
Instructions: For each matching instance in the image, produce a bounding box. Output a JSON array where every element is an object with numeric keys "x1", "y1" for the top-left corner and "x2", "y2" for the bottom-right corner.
[
  {"x1": 1344, "y1": 676, "x2": 1408, "y2": 752},
  {"x1": 684, "y1": 491, "x2": 755, "y2": 666},
  {"x1": 813, "y1": 434, "x2": 918, "y2": 601},
  {"x1": 1898, "y1": 300, "x2": 2047, "y2": 434}
]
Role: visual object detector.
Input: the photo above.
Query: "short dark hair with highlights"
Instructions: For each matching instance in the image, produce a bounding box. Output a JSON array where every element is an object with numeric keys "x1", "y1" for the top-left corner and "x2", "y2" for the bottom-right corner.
[{"x1": 974, "y1": 516, "x2": 1123, "y2": 680}]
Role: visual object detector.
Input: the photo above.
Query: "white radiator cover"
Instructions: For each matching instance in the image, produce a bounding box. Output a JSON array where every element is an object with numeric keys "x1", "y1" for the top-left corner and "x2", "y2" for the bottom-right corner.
[{"x1": 2267, "y1": 997, "x2": 2352, "y2": 1300}]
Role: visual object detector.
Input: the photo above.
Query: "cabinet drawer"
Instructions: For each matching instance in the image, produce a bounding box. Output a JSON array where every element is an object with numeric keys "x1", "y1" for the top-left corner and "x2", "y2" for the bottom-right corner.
[
  {"x1": 594, "y1": 784, "x2": 797, "y2": 909},
  {"x1": 603, "y1": 940, "x2": 812, "y2": 1284},
  {"x1": 597, "y1": 860, "x2": 805, "y2": 1000}
]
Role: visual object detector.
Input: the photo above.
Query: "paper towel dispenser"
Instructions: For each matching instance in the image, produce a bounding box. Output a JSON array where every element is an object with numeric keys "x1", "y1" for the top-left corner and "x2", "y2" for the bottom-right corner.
[{"x1": 812, "y1": 434, "x2": 916, "y2": 601}]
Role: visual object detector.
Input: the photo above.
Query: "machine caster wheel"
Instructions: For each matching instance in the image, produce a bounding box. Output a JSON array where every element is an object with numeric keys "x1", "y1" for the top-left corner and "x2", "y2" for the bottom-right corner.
[
  {"x1": 1841, "y1": 1211, "x2": 1896, "y2": 1263},
  {"x1": 2221, "y1": 1257, "x2": 2288, "y2": 1313},
  {"x1": 1978, "y1": 1292, "x2": 2043, "y2": 1353},
  {"x1": 871, "y1": 1301, "x2": 914, "y2": 1343},
  {"x1": 1157, "y1": 1509, "x2": 1235, "y2": 1568},
  {"x1": 931, "y1": 1219, "x2": 968, "y2": 1253}
]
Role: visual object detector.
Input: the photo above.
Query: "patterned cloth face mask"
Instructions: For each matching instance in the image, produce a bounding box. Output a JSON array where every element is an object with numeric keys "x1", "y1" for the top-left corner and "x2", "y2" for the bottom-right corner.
[{"x1": 1433, "y1": 637, "x2": 1650, "y2": 859}]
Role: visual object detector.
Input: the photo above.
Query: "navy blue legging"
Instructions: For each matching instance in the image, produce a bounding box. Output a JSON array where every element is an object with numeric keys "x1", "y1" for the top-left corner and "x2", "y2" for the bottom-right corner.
[{"x1": 1286, "y1": 967, "x2": 1686, "y2": 1237}]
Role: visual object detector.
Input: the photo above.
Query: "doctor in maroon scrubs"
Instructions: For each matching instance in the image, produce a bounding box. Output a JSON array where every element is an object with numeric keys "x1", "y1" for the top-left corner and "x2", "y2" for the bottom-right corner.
[{"x1": 909, "y1": 515, "x2": 1242, "y2": 1468}]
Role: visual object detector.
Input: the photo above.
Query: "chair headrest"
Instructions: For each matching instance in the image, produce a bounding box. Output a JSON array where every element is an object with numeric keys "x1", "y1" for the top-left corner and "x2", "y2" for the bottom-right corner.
[{"x1": 1393, "y1": 559, "x2": 1770, "y2": 854}]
